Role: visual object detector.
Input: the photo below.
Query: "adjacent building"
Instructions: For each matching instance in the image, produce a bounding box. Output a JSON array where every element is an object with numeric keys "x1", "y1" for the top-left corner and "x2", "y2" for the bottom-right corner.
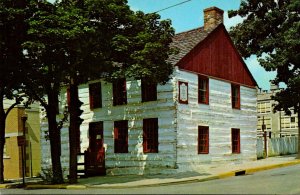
[
  {"x1": 257, "y1": 82, "x2": 299, "y2": 138},
  {"x1": 3, "y1": 102, "x2": 41, "y2": 179},
  {"x1": 40, "y1": 7, "x2": 258, "y2": 177}
]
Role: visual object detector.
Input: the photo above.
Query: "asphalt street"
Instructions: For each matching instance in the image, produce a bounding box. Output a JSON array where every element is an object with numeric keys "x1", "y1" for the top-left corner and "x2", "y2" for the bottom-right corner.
[{"x1": 1, "y1": 164, "x2": 300, "y2": 194}]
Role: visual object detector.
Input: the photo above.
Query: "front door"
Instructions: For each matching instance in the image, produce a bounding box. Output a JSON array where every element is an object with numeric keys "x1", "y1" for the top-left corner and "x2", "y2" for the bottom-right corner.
[{"x1": 86, "y1": 121, "x2": 106, "y2": 176}]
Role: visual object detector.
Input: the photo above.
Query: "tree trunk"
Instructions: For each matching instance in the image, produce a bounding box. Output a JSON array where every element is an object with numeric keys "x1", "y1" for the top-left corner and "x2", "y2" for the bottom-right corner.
[
  {"x1": 47, "y1": 89, "x2": 64, "y2": 184},
  {"x1": 0, "y1": 94, "x2": 6, "y2": 184},
  {"x1": 68, "y1": 80, "x2": 79, "y2": 184}
]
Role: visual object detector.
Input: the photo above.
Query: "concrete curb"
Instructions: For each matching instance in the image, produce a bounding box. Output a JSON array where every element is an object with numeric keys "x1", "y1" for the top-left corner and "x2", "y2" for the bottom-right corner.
[
  {"x1": 245, "y1": 160, "x2": 300, "y2": 174},
  {"x1": 2, "y1": 159, "x2": 300, "y2": 190}
]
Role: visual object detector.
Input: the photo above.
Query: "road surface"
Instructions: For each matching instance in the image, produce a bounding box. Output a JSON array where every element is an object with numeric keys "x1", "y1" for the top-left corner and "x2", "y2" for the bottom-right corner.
[{"x1": 1, "y1": 164, "x2": 300, "y2": 194}]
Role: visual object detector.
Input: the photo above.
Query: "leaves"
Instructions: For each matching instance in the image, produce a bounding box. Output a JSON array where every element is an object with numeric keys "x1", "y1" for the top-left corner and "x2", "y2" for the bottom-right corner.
[{"x1": 229, "y1": 0, "x2": 300, "y2": 115}]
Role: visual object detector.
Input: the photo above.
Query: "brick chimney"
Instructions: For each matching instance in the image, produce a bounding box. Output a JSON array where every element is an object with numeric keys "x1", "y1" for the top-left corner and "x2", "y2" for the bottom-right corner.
[{"x1": 204, "y1": 7, "x2": 224, "y2": 31}]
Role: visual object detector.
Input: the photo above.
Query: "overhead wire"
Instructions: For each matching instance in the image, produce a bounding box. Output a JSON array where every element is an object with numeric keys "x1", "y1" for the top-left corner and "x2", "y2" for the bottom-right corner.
[{"x1": 153, "y1": 0, "x2": 193, "y2": 13}]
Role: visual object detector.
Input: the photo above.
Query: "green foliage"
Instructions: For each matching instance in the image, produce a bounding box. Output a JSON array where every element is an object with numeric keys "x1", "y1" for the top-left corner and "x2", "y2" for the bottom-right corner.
[
  {"x1": 21, "y1": 0, "x2": 175, "y2": 183},
  {"x1": 229, "y1": 0, "x2": 300, "y2": 115},
  {"x1": 0, "y1": 0, "x2": 28, "y2": 97}
]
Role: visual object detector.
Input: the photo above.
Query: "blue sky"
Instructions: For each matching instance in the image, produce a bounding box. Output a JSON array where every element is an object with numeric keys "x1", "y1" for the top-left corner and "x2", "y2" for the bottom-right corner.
[{"x1": 127, "y1": 0, "x2": 276, "y2": 90}]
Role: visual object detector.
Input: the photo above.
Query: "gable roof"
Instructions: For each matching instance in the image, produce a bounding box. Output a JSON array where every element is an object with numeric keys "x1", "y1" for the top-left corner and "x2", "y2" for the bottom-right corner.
[
  {"x1": 168, "y1": 24, "x2": 258, "y2": 87},
  {"x1": 168, "y1": 27, "x2": 213, "y2": 65}
]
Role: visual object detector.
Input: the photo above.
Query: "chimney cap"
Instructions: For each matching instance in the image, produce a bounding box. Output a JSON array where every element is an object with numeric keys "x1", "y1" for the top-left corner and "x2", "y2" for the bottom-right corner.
[{"x1": 204, "y1": 6, "x2": 224, "y2": 14}]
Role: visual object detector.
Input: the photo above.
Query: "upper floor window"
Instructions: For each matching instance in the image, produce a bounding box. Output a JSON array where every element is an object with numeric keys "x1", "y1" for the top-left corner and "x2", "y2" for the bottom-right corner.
[
  {"x1": 231, "y1": 128, "x2": 240, "y2": 154},
  {"x1": 143, "y1": 118, "x2": 158, "y2": 153},
  {"x1": 114, "y1": 120, "x2": 128, "y2": 153},
  {"x1": 198, "y1": 126, "x2": 209, "y2": 154},
  {"x1": 113, "y1": 79, "x2": 127, "y2": 106},
  {"x1": 198, "y1": 76, "x2": 209, "y2": 104},
  {"x1": 89, "y1": 82, "x2": 102, "y2": 109},
  {"x1": 231, "y1": 84, "x2": 240, "y2": 109},
  {"x1": 141, "y1": 79, "x2": 157, "y2": 102}
]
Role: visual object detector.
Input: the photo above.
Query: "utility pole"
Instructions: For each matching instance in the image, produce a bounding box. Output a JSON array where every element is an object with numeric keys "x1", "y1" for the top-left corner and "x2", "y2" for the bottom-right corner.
[{"x1": 262, "y1": 116, "x2": 267, "y2": 158}]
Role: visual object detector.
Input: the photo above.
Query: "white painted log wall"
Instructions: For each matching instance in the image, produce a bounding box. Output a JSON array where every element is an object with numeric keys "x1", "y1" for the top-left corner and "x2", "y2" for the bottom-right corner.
[
  {"x1": 174, "y1": 69, "x2": 257, "y2": 172},
  {"x1": 40, "y1": 68, "x2": 258, "y2": 176},
  {"x1": 78, "y1": 79, "x2": 178, "y2": 175},
  {"x1": 40, "y1": 79, "x2": 178, "y2": 176}
]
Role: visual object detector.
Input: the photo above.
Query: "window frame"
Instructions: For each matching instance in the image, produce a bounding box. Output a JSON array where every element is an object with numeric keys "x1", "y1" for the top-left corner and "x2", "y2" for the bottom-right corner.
[
  {"x1": 113, "y1": 79, "x2": 127, "y2": 106},
  {"x1": 198, "y1": 126, "x2": 209, "y2": 154},
  {"x1": 114, "y1": 120, "x2": 128, "y2": 153},
  {"x1": 143, "y1": 118, "x2": 159, "y2": 153},
  {"x1": 231, "y1": 84, "x2": 240, "y2": 109},
  {"x1": 198, "y1": 75, "x2": 209, "y2": 104},
  {"x1": 141, "y1": 79, "x2": 157, "y2": 102},
  {"x1": 89, "y1": 82, "x2": 102, "y2": 110},
  {"x1": 231, "y1": 128, "x2": 240, "y2": 154}
]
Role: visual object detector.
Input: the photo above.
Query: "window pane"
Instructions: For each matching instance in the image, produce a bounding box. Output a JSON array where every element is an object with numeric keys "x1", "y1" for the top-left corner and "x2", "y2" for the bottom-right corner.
[
  {"x1": 232, "y1": 128, "x2": 240, "y2": 153},
  {"x1": 89, "y1": 82, "x2": 102, "y2": 109},
  {"x1": 198, "y1": 126, "x2": 209, "y2": 154},
  {"x1": 114, "y1": 120, "x2": 128, "y2": 153},
  {"x1": 113, "y1": 79, "x2": 127, "y2": 106},
  {"x1": 198, "y1": 76, "x2": 209, "y2": 104},
  {"x1": 141, "y1": 79, "x2": 157, "y2": 102},
  {"x1": 231, "y1": 84, "x2": 240, "y2": 109},
  {"x1": 143, "y1": 118, "x2": 158, "y2": 153}
]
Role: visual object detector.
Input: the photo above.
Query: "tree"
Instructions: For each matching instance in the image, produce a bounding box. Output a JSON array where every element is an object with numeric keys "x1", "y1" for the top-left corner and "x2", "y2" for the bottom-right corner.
[
  {"x1": 229, "y1": 0, "x2": 300, "y2": 158},
  {"x1": 23, "y1": 0, "x2": 92, "y2": 183},
  {"x1": 0, "y1": 0, "x2": 30, "y2": 183},
  {"x1": 65, "y1": 0, "x2": 175, "y2": 183},
  {"x1": 24, "y1": 0, "x2": 175, "y2": 184}
]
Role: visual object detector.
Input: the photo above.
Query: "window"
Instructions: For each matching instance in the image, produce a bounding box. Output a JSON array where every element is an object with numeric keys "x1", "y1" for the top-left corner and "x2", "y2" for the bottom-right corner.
[
  {"x1": 257, "y1": 101, "x2": 271, "y2": 113},
  {"x1": 231, "y1": 84, "x2": 240, "y2": 109},
  {"x1": 291, "y1": 117, "x2": 296, "y2": 123},
  {"x1": 113, "y1": 79, "x2": 127, "y2": 106},
  {"x1": 89, "y1": 122, "x2": 103, "y2": 153},
  {"x1": 114, "y1": 120, "x2": 128, "y2": 153},
  {"x1": 89, "y1": 82, "x2": 102, "y2": 109},
  {"x1": 4, "y1": 138, "x2": 9, "y2": 158},
  {"x1": 198, "y1": 76, "x2": 209, "y2": 104},
  {"x1": 231, "y1": 128, "x2": 240, "y2": 154},
  {"x1": 143, "y1": 118, "x2": 158, "y2": 153},
  {"x1": 198, "y1": 126, "x2": 209, "y2": 154},
  {"x1": 141, "y1": 79, "x2": 157, "y2": 102}
]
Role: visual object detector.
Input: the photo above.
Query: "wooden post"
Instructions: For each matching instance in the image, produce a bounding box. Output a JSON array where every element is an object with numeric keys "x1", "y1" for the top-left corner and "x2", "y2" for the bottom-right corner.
[{"x1": 262, "y1": 116, "x2": 267, "y2": 158}]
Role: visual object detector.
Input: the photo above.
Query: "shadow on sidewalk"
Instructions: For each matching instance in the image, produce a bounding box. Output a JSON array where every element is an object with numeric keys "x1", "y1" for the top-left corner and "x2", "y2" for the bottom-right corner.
[{"x1": 78, "y1": 171, "x2": 211, "y2": 185}]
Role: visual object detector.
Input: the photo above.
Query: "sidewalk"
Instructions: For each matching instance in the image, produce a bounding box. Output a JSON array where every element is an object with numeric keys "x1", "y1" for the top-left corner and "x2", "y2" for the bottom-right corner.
[{"x1": 2, "y1": 154, "x2": 300, "y2": 190}]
